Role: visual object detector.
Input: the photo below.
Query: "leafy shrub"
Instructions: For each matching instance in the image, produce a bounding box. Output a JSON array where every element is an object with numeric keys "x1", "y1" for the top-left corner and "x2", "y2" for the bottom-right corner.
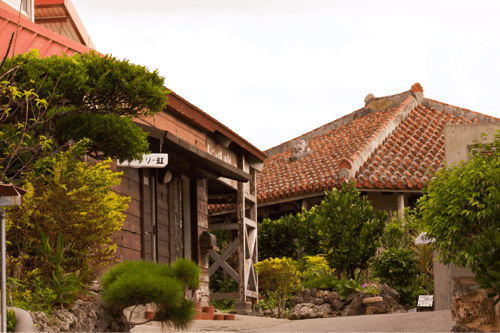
[
  {"x1": 100, "y1": 259, "x2": 200, "y2": 331},
  {"x1": 7, "y1": 275, "x2": 57, "y2": 314},
  {"x1": 469, "y1": 227, "x2": 500, "y2": 306},
  {"x1": 254, "y1": 257, "x2": 301, "y2": 318},
  {"x1": 7, "y1": 144, "x2": 129, "y2": 284},
  {"x1": 336, "y1": 278, "x2": 362, "y2": 300},
  {"x1": 258, "y1": 213, "x2": 321, "y2": 261},
  {"x1": 7, "y1": 309, "x2": 17, "y2": 332},
  {"x1": 305, "y1": 181, "x2": 387, "y2": 279},
  {"x1": 380, "y1": 209, "x2": 420, "y2": 249},
  {"x1": 38, "y1": 228, "x2": 89, "y2": 306},
  {"x1": 303, "y1": 274, "x2": 338, "y2": 290},
  {"x1": 299, "y1": 255, "x2": 334, "y2": 283},
  {"x1": 370, "y1": 247, "x2": 421, "y2": 305},
  {"x1": 418, "y1": 133, "x2": 500, "y2": 268},
  {"x1": 418, "y1": 133, "x2": 500, "y2": 308}
]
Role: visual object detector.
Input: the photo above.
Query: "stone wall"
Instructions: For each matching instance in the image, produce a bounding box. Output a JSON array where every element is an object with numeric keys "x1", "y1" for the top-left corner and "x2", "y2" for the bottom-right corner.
[{"x1": 450, "y1": 276, "x2": 500, "y2": 332}]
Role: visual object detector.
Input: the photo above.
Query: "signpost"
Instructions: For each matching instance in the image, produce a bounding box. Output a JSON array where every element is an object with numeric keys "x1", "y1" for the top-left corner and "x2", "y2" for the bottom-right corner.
[
  {"x1": 415, "y1": 232, "x2": 436, "y2": 245},
  {"x1": 117, "y1": 154, "x2": 168, "y2": 168},
  {"x1": 417, "y1": 295, "x2": 434, "y2": 312},
  {"x1": 0, "y1": 183, "x2": 28, "y2": 333}
]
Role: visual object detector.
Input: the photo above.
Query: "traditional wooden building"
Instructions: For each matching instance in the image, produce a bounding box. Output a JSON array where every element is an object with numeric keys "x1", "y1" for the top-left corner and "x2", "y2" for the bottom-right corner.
[
  {"x1": 0, "y1": 6, "x2": 267, "y2": 309},
  {"x1": 112, "y1": 92, "x2": 266, "y2": 308}
]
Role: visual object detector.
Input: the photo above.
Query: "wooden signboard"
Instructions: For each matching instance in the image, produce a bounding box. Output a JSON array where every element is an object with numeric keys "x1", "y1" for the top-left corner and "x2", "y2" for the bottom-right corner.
[{"x1": 117, "y1": 154, "x2": 168, "y2": 168}]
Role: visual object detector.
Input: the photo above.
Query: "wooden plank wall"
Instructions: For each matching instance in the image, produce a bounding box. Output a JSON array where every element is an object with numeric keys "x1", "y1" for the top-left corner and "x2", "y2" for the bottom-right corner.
[{"x1": 113, "y1": 166, "x2": 143, "y2": 261}]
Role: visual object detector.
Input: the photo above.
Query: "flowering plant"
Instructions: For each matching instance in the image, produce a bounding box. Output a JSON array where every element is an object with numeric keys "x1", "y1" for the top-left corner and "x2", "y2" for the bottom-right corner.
[{"x1": 361, "y1": 282, "x2": 380, "y2": 295}]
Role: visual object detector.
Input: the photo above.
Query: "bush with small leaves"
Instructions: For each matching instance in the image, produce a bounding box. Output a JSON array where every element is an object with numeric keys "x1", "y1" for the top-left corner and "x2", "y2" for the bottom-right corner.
[
  {"x1": 100, "y1": 259, "x2": 200, "y2": 332},
  {"x1": 254, "y1": 257, "x2": 301, "y2": 318},
  {"x1": 370, "y1": 247, "x2": 421, "y2": 305}
]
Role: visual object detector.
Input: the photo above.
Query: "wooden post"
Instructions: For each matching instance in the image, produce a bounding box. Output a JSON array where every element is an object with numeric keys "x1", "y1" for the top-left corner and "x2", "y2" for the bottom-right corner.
[
  {"x1": 236, "y1": 154, "x2": 249, "y2": 314},
  {"x1": 208, "y1": 155, "x2": 258, "y2": 314}
]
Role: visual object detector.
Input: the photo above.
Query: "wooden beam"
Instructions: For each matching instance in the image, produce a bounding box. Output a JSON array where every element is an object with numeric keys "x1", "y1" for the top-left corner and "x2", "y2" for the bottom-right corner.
[
  {"x1": 209, "y1": 223, "x2": 238, "y2": 231},
  {"x1": 208, "y1": 251, "x2": 239, "y2": 281},
  {"x1": 35, "y1": 17, "x2": 68, "y2": 23},
  {"x1": 210, "y1": 292, "x2": 239, "y2": 300},
  {"x1": 208, "y1": 240, "x2": 238, "y2": 277},
  {"x1": 208, "y1": 194, "x2": 237, "y2": 199},
  {"x1": 244, "y1": 217, "x2": 257, "y2": 229}
]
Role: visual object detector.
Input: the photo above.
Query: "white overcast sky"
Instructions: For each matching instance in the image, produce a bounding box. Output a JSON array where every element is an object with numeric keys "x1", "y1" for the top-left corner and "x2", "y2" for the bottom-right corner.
[{"x1": 73, "y1": 0, "x2": 500, "y2": 152}]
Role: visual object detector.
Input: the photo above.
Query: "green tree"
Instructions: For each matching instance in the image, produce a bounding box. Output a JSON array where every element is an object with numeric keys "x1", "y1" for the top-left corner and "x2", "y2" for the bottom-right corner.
[
  {"x1": 7, "y1": 142, "x2": 129, "y2": 284},
  {"x1": 305, "y1": 181, "x2": 387, "y2": 280},
  {"x1": 1, "y1": 49, "x2": 167, "y2": 181},
  {"x1": 100, "y1": 259, "x2": 200, "y2": 332},
  {"x1": 258, "y1": 213, "x2": 321, "y2": 261},
  {"x1": 418, "y1": 132, "x2": 500, "y2": 305}
]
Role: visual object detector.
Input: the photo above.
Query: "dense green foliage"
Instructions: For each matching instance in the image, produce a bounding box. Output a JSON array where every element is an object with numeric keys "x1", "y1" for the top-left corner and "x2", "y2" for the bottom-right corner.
[
  {"x1": 370, "y1": 247, "x2": 422, "y2": 305},
  {"x1": 299, "y1": 255, "x2": 334, "y2": 282},
  {"x1": 1, "y1": 50, "x2": 167, "y2": 181},
  {"x1": 258, "y1": 213, "x2": 320, "y2": 261},
  {"x1": 100, "y1": 259, "x2": 200, "y2": 330},
  {"x1": 7, "y1": 309, "x2": 18, "y2": 332},
  {"x1": 38, "y1": 228, "x2": 89, "y2": 306},
  {"x1": 55, "y1": 113, "x2": 149, "y2": 163},
  {"x1": 306, "y1": 181, "x2": 387, "y2": 279},
  {"x1": 3, "y1": 50, "x2": 166, "y2": 118},
  {"x1": 418, "y1": 132, "x2": 500, "y2": 304},
  {"x1": 418, "y1": 133, "x2": 500, "y2": 267},
  {"x1": 379, "y1": 210, "x2": 433, "y2": 295},
  {"x1": 7, "y1": 276, "x2": 57, "y2": 313},
  {"x1": 7, "y1": 143, "x2": 129, "y2": 284},
  {"x1": 380, "y1": 209, "x2": 420, "y2": 249},
  {"x1": 254, "y1": 257, "x2": 301, "y2": 318},
  {"x1": 468, "y1": 227, "x2": 500, "y2": 306}
]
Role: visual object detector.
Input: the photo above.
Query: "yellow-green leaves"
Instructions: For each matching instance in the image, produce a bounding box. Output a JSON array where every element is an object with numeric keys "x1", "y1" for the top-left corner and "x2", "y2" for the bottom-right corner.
[{"x1": 7, "y1": 145, "x2": 129, "y2": 284}]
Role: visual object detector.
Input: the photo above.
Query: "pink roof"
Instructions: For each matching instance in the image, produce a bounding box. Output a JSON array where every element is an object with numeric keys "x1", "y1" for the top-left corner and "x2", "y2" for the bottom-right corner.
[{"x1": 0, "y1": 7, "x2": 92, "y2": 58}]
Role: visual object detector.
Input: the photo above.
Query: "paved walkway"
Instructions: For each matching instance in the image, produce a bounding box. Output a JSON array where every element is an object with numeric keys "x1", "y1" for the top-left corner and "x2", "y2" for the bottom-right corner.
[{"x1": 131, "y1": 310, "x2": 455, "y2": 332}]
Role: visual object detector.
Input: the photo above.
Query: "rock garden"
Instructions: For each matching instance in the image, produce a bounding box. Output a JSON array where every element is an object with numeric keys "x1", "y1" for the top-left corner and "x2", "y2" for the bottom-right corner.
[{"x1": 289, "y1": 285, "x2": 407, "y2": 319}]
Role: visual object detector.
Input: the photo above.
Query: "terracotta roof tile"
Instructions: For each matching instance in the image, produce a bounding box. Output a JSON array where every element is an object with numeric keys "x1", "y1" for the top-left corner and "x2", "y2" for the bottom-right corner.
[{"x1": 255, "y1": 85, "x2": 500, "y2": 204}]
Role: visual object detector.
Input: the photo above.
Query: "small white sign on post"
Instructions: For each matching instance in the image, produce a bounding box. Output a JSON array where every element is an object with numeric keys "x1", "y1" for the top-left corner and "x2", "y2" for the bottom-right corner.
[
  {"x1": 117, "y1": 154, "x2": 168, "y2": 168},
  {"x1": 417, "y1": 295, "x2": 434, "y2": 307},
  {"x1": 0, "y1": 195, "x2": 22, "y2": 207},
  {"x1": 415, "y1": 232, "x2": 436, "y2": 245}
]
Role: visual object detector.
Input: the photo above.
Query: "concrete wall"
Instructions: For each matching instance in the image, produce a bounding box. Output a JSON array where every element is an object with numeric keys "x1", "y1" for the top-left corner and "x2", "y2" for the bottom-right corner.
[
  {"x1": 433, "y1": 251, "x2": 475, "y2": 311},
  {"x1": 445, "y1": 123, "x2": 500, "y2": 165}
]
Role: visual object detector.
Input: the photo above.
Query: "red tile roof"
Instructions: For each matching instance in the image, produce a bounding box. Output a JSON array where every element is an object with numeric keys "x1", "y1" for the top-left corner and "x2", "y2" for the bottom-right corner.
[{"x1": 255, "y1": 83, "x2": 500, "y2": 205}]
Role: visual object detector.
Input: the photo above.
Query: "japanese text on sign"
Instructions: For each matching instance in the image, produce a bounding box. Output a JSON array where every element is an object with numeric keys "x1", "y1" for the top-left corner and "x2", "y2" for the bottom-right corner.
[{"x1": 117, "y1": 154, "x2": 168, "y2": 168}]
